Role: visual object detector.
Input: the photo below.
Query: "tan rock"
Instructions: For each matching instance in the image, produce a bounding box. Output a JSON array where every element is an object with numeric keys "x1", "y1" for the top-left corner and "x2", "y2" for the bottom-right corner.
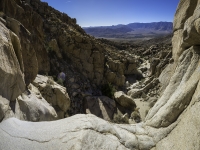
[
  {"x1": 146, "y1": 46, "x2": 200, "y2": 127},
  {"x1": 173, "y1": 0, "x2": 198, "y2": 31},
  {"x1": 6, "y1": 16, "x2": 38, "y2": 85},
  {"x1": 114, "y1": 91, "x2": 136, "y2": 111},
  {"x1": 15, "y1": 84, "x2": 58, "y2": 121},
  {"x1": 48, "y1": 39, "x2": 62, "y2": 59},
  {"x1": 33, "y1": 75, "x2": 70, "y2": 114},
  {"x1": 0, "y1": 21, "x2": 25, "y2": 101},
  {"x1": 0, "y1": 114, "x2": 156, "y2": 150},
  {"x1": 155, "y1": 78, "x2": 200, "y2": 150},
  {"x1": 159, "y1": 63, "x2": 176, "y2": 92},
  {"x1": 9, "y1": 30, "x2": 24, "y2": 73},
  {"x1": 0, "y1": 96, "x2": 14, "y2": 121}
]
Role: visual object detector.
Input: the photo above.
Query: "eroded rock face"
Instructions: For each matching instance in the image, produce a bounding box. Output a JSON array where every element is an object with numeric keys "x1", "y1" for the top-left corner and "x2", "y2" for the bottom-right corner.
[
  {"x1": 0, "y1": 96, "x2": 14, "y2": 122},
  {"x1": 172, "y1": 0, "x2": 200, "y2": 62},
  {"x1": 0, "y1": 114, "x2": 159, "y2": 150},
  {"x1": 146, "y1": 46, "x2": 200, "y2": 128},
  {"x1": 0, "y1": 21, "x2": 25, "y2": 101},
  {"x1": 150, "y1": 0, "x2": 200, "y2": 148},
  {"x1": 33, "y1": 75, "x2": 71, "y2": 118},
  {"x1": 155, "y1": 80, "x2": 200, "y2": 150},
  {"x1": 1, "y1": 0, "x2": 200, "y2": 149},
  {"x1": 15, "y1": 84, "x2": 58, "y2": 121},
  {"x1": 1, "y1": 0, "x2": 50, "y2": 85}
]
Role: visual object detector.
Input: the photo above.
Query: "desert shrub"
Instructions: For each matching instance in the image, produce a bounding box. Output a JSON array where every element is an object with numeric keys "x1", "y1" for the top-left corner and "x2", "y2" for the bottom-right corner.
[
  {"x1": 45, "y1": 46, "x2": 53, "y2": 53},
  {"x1": 112, "y1": 113, "x2": 129, "y2": 124},
  {"x1": 101, "y1": 83, "x2": 116, "y2": 99},
  {"x1": 57, "y1": 78, "x2": 64, "y2": 86},
  {"x1": 130, "y1": 108, "x2": 141, "y2": 123}
]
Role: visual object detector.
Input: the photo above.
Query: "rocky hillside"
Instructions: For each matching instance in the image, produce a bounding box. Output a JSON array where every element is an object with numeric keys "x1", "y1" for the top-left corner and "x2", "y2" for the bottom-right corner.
[
  {"x1": 0, "y1": 0, "x2": 146, "y2": 117},
  {"x1": 0, "y1": 0, "x2": 200, "y2": 150}
]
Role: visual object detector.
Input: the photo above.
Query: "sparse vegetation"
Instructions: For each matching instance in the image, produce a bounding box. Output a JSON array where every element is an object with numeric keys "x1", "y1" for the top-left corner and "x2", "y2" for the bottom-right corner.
[
  {"x1": 56, "y1": 78, "x2": 64, "y2": 86},
  {"x1": 112, "y1": 113, "x2": 129, "y2": 124},
  {"x1": 46, "y1": 46, "x2": 53, "y2": 53},
  {"x1": 130, "y1": 108, "x2": 141, "y2": 123},
  {"x1": 101, "y1": 83, "x2": 116, "y2": 99}
]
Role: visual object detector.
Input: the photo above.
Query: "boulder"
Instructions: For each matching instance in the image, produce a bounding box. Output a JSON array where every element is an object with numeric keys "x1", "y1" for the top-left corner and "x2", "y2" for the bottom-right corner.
[
  {"x1": 15, "y1": 84, "x2": 57, "y2": 121},
  {"x1": 0, "y1": 96, "x2": 14, "y2": 122},
  {"x1": 33, "y1": 75, "x2": 71, "y2": 115},
  {"x1": 173, "y1": 0, "x2": 198, "y2": 31},
  {"x1": 83, "y1": 96, "x2": 116, "y2": 121},
  {"x1": 114, "y1": 91, "x2": 136, "y2": 111}
]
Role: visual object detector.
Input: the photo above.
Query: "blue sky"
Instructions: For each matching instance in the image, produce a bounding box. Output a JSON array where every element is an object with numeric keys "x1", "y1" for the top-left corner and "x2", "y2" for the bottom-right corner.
[{"x1": 41, "y1": 0, "x2": 180, "y2": 27}]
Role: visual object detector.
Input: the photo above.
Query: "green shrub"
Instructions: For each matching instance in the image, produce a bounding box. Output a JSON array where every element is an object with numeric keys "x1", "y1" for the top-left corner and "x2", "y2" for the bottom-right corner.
[
  {"x1": 130, "y1": 108, "x2": 141, "y2": 123},
  {"x1": 101, "y1": 83, "x2": 116, "y2": 99},
  {"x1": 45, "y1": 46, "x2": 53, "y2": 53},
  {"x1": 57, "y1": 78, "x2": 64, "y2": 86},
  {"x1": 112, "y1": 113, "x2": 129, "y2": 124}
]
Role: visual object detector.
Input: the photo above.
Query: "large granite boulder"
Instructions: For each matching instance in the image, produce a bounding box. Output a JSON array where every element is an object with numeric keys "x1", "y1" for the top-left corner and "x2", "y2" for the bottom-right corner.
[
  {"x1": 114, "y1": 91, "x2": 136, "y2": 111},
  {"x1": 0, "y1": 21, "x2": 25, "y2": 101},
  {"x1": 15, "y1": 84, "x2": 57, "y2": 121},
  {"x1": 33, "y1": 75, "x2": 71, "y2": 118}
]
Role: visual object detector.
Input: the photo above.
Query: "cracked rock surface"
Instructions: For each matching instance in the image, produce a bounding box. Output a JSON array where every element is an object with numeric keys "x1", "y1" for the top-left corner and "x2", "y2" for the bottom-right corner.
[
  {"x1": 1, "y1": 0, "x2": 200, "y2": 149},
  {"x1": 0, "y1": 114, "x2": 155, "y2": 150}
]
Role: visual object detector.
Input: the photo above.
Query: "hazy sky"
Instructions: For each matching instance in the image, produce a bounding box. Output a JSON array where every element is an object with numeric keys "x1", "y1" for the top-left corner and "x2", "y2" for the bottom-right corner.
[{"x1": 41, "y1": 0, "x2": 180, "y2": 27}]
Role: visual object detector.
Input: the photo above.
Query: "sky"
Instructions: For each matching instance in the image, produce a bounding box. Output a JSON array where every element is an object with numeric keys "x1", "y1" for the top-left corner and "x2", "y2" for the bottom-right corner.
[{"x1": 41, "y1": 0, "x2": 180, "y2": 27}]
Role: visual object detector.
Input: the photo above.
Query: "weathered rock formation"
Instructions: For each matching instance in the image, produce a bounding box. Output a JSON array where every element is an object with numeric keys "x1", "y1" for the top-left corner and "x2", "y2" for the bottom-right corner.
[
  {"x1": 0, "y1": 0, "x2": 200, "y2": 150},
  {"x1": 0, "y1": 21, "x2": 25, "y2": 101},
  {"x1": 15, "y1": 83, "x2": 58, "y2": 121},
  {"x1": 33, "y1": 75, "x2": 71, "y2": 118}
]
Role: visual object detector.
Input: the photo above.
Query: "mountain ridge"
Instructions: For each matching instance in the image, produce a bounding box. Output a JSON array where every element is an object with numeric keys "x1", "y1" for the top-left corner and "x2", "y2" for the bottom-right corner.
[{"x1": 83, "y1": 22, "x2": 173, "y2": 39}]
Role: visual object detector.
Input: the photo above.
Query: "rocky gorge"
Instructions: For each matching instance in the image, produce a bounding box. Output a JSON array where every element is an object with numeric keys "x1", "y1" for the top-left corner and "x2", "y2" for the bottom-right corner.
[{"x1": 0, "y1": 0, "x2": 200, "y2": 149}]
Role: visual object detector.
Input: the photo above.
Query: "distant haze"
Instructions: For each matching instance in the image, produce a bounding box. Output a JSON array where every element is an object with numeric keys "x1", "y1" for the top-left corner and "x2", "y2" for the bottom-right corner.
[
  {"x1": 41, "y1": 0, "x2": 179, "y2": 27},
  {"x1": 83, "y1": 22, "x2": 173, "y2": 40}
]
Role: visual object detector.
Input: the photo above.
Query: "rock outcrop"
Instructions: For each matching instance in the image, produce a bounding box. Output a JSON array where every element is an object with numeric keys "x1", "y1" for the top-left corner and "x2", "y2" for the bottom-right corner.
[
  {"x1": 33, "y1": 75, "x2": 71, "y2": 118},
  {"x1": 0, "y1": 0, "x2": 200, "y2": 149},
  {"x1": 15, "y1": 84, "x2": 58, "y2": 121},
  {"x1": 0, "y1": 114, "x2": 166, "y2": 150},
  {"x1": 151, "y1": 0, "x2": 200, "y2": 148},
  {"x1": 0, "y1": 21, "x2": 25, "y2": 101},
  {"x1": 0, "y1": 96, "x2": 14, "y2": 122},
  {"x1": 114, "y1": 91, "x2": 136, "y2": 111}
]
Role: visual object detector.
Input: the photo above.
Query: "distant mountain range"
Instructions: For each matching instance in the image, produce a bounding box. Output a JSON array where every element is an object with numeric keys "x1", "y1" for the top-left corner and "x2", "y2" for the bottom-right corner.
[{"x1": 83, "y1": 22, "x2": 173, "y2": 39}]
